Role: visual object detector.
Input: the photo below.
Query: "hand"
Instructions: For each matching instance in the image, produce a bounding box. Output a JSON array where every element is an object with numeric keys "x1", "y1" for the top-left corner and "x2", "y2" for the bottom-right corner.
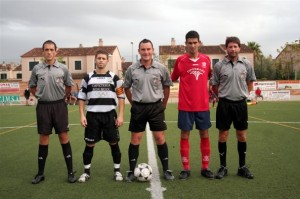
[
  {"x1": 80, "y1": 116, "x2": 87, "y2": 127},
  {"x1": 115, "y1": 117, "x2": 123, "y2": 128}
]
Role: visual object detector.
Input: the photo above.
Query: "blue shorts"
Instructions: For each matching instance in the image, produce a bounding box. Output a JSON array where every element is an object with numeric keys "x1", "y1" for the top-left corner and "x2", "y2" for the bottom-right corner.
[{"x1": 178, "y1": 110, "x2": 211, "y2": 131}]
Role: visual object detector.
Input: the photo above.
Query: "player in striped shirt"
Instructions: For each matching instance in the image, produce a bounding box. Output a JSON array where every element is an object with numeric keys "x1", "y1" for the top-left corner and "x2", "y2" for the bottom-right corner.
[{"x1": 77, "y1": 50, "x2": 125, "y2": 182}]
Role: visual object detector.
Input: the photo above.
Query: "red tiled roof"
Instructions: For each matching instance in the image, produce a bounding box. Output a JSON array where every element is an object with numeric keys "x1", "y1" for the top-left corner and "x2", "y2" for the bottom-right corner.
[
  {"x1": 0, "y1": 64, "x2": 22, "y2": 71},
  {"x1": 159, "y1": 45, "x2": 186, "y2": 55},
  {"x1": 13, "y1": 65, "x2": 22, "y2": 71},
  {"x1": 0, "y1": 64, "x2": 11, "y2": 71},
  {"x1": 121, "y1": 62, "x2": 132, "y2": 71},
  {"x1": 200, "y1": 45, "x2": 225, "y2": 54},
  {"x1": 21, "y1": 46, "x2": 117, "y2": 57}
]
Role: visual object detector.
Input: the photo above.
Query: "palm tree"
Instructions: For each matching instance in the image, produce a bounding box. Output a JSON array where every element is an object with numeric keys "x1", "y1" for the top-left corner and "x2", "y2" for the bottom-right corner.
[
  {"x1": 247, "y1": 41, "x2": 263, "y2": 61},
  {"x1": 247, "y1": 41, "x2": 263, "y2": 78}
]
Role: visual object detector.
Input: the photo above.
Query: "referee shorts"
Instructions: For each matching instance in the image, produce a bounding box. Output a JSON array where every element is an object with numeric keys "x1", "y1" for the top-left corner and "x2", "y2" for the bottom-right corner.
[
  {"x1": 36, "y1": 99, "x2": 69, "y2": 134},
  {"x1": 129, "y1": 101, "x2": 167, "y2": 132},
  {"x1": 216, "y1": 98, "x2": 248, "y2": 131}
]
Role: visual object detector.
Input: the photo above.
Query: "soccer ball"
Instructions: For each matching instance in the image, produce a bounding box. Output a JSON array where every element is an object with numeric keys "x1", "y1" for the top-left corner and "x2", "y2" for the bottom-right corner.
[{"x1": 134, "y1": 163, "x2": 153, "y2": 182}]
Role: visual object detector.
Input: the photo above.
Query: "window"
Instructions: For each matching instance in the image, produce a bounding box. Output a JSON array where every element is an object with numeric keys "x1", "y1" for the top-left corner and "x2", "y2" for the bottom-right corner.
[
  {"x1": 75, "y1": 61, "x2": 82, "y2": 70},
  {"x1": 16, "y1": 73, "x2": 22, "y2": 79},
  {"x1": 29, "y1": 61, "x2": 39, "y2": 71},
  {"x1": 212, "y1": 59, "x2": 219, "y2": 67},
  {"x1": 0, "y1": 73, "x2": 7, "y2": 80}
]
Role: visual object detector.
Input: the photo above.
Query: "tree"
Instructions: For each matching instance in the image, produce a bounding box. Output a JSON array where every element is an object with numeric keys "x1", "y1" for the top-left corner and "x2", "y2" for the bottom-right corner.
[
  {"x1": 276, "y1": 41, "x2": 300, "y2": 80},
  {"x1": 247, "y1": 41, "x2": 262, "y2": 61},
  {"x1": 57, "y1": 56, "x2": 65, "y2": 64},
  {"x1": 247, "y1": 41, "x2": 263, "y2": 79},
  {"x1": 40, "y1": 56, "x2": 65, "y2": 64}
]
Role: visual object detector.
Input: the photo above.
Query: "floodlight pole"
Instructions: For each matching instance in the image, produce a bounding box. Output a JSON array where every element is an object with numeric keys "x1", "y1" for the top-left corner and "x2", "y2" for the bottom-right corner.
[{"x1": 131, "y1": 42, "x2": 133, "y2": 64}]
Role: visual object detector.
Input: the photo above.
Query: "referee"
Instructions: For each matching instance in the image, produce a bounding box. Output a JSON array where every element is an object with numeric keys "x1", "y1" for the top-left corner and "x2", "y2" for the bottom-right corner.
[
  {"x1": 123, "y1": 39, "x2": 175, "y2": 182},
  {"x1": 29, "y1": 40, "x2": 76, "y2": 184}
]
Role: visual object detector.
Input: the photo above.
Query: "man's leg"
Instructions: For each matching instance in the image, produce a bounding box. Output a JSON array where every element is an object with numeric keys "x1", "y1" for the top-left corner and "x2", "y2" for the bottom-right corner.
[
  {"x1": 59, "y1": 132, "x2": 76, "y2": 183},
  {"x1": 32, "y1": 134, "x2": 49, "y2": 184}
]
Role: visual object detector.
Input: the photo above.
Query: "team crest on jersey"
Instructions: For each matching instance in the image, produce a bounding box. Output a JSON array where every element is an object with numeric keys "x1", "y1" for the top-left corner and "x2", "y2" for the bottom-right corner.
[
  {"x1": 107, "y1": 77, "x2": 113, "y2": 84},
  {"x1": 187, "y1": 68, "x2": 205, "y2": 80},
  {"x1": 55, "y1": 77, "x2": 63, "y2": 85},
  {"x1": 240, "y1": 71, "x2": 246, "y2": 80},
  {"x1": 202, "y1": 62, "x2": 207, "y2": 68},
  {"x1": 153, "y1": 77, "x2": 159, "y2": 85}
]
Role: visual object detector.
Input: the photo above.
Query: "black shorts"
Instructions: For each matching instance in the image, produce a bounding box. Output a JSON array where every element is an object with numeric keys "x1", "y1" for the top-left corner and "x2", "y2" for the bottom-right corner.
[
  {"x1": 129, "y1": 101, "x2": 167, "y2": 132},
  {"x1": 84, "y1": 110, "x2": 119, "y2": 144},
  {"x1": 216, "y1": 98, "x2": 248, "y2": 131},
  {"x1": 36, "y1": 100, "x2": 69, "y2": 134}
]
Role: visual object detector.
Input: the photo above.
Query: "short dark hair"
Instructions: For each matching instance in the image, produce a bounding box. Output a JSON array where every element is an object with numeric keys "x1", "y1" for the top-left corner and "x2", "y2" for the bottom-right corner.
[
  {"x1": 42, "y1": 40, "x2": 57, "y2": 50},
  {"x1": 95, "y1": 50, "x2": 109, "y2": 59},
  {"x1": 225, "y1": 36, "x2": 241, "y2": 47},
  {"x1": 139, "y1": 39, "x2": 153, "y2": 49},
  {"x1": 185, "y1": 30, "x2": 200, "y2": 41}
]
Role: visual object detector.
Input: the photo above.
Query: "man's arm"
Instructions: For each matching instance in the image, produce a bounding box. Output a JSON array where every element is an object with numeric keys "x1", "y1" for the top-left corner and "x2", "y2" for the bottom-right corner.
[
  {"x1": 78, "y1": 100, "x2": 87, "y2": 127},
  {"x1": 116, "y1": 98, "x2": 125, "y2": 127},
  {"x1": 162, "y1": 86, "x2": 170, "y2": 108},
  {"x1": 30, "y1": 87, "x2": 37, "y2": 98},
  {"x1": 247, "y1": 81, "x2": 254, "y2": 93},
  {"x1": 64, "y1": 86, "x2": 72, "y2": 101},
  {"x1": 124, "y1": 88, "x2": 132, "y2": 105},
  {"x1": 212, "y1": 85, "x2": 218, "y2": 98}
]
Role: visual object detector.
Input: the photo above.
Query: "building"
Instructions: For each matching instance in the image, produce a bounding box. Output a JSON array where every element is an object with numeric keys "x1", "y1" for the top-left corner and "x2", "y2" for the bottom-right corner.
[
  {"x1": 159, "y1": 38, "x2": 254, "y2": 73},
  {"x1": 20, "y1": 39, "x2": 123, "y2": 82},
  {"x1": 275, "y1": 42, "x2": 300, "y2": 80},
  {"x1": 0, "y1": 63, "x2": 22, "y2": 80}
]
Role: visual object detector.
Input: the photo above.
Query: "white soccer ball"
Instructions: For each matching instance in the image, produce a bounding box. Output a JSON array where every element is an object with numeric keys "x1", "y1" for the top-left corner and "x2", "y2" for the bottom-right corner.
[{"x1": 134, "y1": 163, "x2": 153, "y2": 182}]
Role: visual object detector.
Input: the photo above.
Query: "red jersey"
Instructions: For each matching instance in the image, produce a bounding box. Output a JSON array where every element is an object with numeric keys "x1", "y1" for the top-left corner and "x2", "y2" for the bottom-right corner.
[
  {"x1": 255, "y1": 89, "x2": 261, "y2": 96},
  {"x1": 171, "y1": 53, "x2": 211, "y2": 111}
]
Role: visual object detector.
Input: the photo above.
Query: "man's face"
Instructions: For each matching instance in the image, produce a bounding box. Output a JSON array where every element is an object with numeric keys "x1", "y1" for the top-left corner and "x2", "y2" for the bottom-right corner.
[
  {"x1": 226, "y1": 42, "x2": 240, "y2": 59},
  {"x1": 138, "y1": 42, "x2": 154, "y2": 62},
  {"x1": 185, "y1": 38, "x2": 201, "y2": 56},
  {"x1": 42, "y1": 43, "x2": 57, "y2": 62},
  {"x1": 95, "y1": 54, "x2": 108, "y2": 69}
]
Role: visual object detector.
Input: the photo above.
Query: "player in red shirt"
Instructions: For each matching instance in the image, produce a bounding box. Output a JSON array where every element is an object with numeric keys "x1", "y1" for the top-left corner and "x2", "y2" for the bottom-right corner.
[
  {"x1": 171, "y1": 30, "x2": 214, "y2": 180},
  {"x1": 255, "y1": 87, "x2": 263, "y2": 100}
]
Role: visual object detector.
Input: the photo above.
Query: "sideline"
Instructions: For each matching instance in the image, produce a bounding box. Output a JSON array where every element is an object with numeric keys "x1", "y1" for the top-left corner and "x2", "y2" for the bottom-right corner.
[{"x1": 146, "y1": 123, "x2": 165, "y2": 199}]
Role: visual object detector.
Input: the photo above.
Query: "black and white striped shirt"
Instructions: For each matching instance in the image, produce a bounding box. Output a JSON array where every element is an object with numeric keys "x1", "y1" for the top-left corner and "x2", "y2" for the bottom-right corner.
[{"x1": 78, "y1": 71, "x2": 125, "y2": 112}]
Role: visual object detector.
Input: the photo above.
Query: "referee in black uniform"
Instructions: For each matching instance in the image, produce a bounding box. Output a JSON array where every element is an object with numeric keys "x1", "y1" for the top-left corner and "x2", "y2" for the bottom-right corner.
[{"x1": 123, "y1": 39, "x2": 174, "y2": 182}]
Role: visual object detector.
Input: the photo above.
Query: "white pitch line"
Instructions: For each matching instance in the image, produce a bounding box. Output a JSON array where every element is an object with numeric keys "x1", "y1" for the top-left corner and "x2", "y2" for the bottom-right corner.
[
  {"x1": 1, "y1": 121, "x2": 300, "y2": 130},
  {"x1": 146, "y1": 123, "x2": 166, "y2": 199}
]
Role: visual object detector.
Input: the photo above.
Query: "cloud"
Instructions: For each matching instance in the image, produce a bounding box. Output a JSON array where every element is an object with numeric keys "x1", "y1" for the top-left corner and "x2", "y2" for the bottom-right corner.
[{"x1": 1, "y1": 0, "x2": 299, "y2": 62}]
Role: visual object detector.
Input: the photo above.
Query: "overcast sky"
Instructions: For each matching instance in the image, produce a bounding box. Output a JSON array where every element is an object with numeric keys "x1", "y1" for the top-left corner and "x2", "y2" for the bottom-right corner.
[{"x1": 1, "y1": 0, "x2": 299, "y2": 63}]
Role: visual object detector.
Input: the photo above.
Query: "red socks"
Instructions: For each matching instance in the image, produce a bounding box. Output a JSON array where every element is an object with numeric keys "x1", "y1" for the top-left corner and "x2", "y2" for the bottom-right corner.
[
  {"x1": 200, "y1": 137, "x2": 211, "y2": 170},
  {"x1": 180, "y1": 138, "x2": 190, "y2": 170},
  {"x1": 180, "y1": 137, "x2": 211, "y2": 170}
]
